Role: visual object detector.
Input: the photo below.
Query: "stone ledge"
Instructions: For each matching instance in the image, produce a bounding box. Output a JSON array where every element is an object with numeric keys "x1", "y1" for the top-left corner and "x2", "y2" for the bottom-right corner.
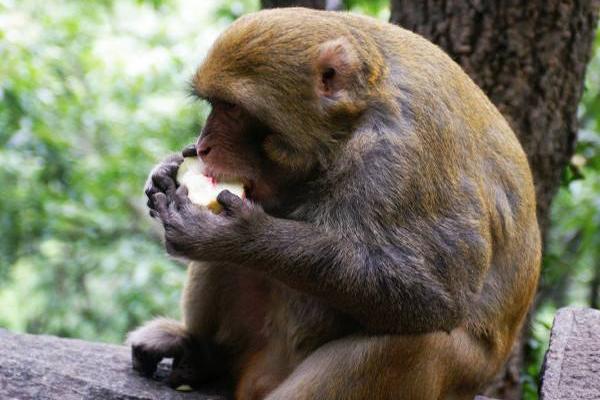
[
  {"x1": 0, "y1": 329, "x2": 228, "y2": 400},
  {"x1": 0, "y1": 328, "x2": 500, "y2": 399},
  {"x1": 3, "y1": 307, "x2": 598, "y2": 400},
  {"x1": 540, "y1": 307, "x2": 600, "y2": 400}
]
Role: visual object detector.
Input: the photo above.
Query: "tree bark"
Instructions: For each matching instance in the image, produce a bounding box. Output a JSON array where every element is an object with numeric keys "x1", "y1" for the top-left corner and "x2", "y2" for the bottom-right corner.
[
  {"x1": 261, "y1": 0, "x2": 326, "y2": 9},
  {"x1": 390, "y1": 1, "x2": 599, "y2": 398}
]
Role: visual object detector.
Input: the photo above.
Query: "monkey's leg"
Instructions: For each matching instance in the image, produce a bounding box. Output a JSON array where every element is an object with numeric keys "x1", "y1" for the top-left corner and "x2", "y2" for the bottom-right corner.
[
  {"x1": 179, "y1": 261, "x2": 271, "y2": 388},
  {"x1": 127, "y1": 262, "x2": 232, "y2": 386},
  {"x1": 263, "y1": 328, "x2": 497, "y2": 400},
  {"x1": 129, "y1": 261, "x2": 270, "y2": 387}
]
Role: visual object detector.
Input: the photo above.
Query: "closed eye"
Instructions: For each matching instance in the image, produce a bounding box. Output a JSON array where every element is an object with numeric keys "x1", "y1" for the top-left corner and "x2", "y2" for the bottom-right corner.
[{"x1": 220, "y1": 101, "x2": 237, "y2": 111}]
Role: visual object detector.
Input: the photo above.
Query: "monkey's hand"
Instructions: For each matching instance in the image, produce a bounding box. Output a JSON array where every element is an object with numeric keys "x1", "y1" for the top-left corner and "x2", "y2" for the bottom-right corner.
[
  {"x1": 144, "y1": 145, "x2": 197, "y2": 217},
  {"x1": 151, "y1": 184, "x2": 266, "y2": 260},
  {"x1": 145, "y1": 156, "x2": 183, "y2": 217},
  {"x1": 151, "y1": 185, "x2": 218, "y2": 257}
]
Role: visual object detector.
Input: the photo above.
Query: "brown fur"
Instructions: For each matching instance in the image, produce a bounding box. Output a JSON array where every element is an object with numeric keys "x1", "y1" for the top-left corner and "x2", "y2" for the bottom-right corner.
[{"x1": 128, "y1": 8, "x2": 541, "y2": 400}]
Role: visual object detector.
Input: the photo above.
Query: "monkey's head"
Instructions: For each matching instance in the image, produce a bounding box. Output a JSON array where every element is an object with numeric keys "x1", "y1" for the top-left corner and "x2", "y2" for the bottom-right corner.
[{"x1": 191, "y1": 9, "x2": 386, "y2": 205}]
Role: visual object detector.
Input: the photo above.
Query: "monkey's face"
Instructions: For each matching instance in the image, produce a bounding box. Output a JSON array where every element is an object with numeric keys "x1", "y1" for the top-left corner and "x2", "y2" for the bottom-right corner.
[
  {"x1": 195, "y1": 99, "x2": 285, "y2": 207},
  {"x1": 191, "y1": 10, "x2": 386, "y2": 206}
]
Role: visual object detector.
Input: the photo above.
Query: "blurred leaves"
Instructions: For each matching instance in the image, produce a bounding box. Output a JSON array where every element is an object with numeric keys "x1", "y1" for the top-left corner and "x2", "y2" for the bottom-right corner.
[
  {"x1": 215, "y1": 0, "x2": 260, "y2": 21},
  {"x1": 343, "y1": 0, "x2": 389, "y2": 18},
  {"x1": 0, "y1": 0, "x2": 223, "y2": 342}
]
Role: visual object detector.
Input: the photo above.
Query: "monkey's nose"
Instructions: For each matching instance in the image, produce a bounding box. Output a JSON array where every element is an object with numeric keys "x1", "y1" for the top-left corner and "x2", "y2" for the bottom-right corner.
[{"x1": 197, "y1": 144, "x2": 211, "y2": 158}]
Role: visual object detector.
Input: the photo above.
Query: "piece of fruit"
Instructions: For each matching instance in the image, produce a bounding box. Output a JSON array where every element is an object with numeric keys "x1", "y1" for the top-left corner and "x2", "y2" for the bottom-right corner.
[
  {"x1": 175, "y1": 384, "x2": 194, "y2": 392},
  {"x1": 176, "y1": 157, "x2": 244, "y2": 213}
]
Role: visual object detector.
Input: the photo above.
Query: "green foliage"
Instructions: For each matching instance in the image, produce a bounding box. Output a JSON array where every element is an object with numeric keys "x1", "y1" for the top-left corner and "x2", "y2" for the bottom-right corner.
[
  {"x1": 522, "y1": 304, "x2": 556, "y2": 400},
  {"x1": 0, "y1": 0, "x2": 226, "y2": 342},
  {"x1": 344, "y1": 0, "x2": 389, "y2": 19},
  {"x1": 215, "y1": 0, "x2": 260, "y2": 21}
]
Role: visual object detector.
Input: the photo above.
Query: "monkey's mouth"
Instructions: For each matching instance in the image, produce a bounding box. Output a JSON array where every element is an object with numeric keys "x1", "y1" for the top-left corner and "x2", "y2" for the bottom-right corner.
[{"x1": 204, "y1": 170, "x2": 255, "y2": 201}]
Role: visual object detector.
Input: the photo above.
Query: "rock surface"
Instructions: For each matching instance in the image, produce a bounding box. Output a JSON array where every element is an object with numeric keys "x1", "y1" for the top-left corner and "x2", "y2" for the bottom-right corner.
[
  {"x1": 540, "y1": 307, "x2": 600, "y2": 400},
  {"x1": 3, "y1": 307, "x2": 599, "y2": 400},
  {"x1": 0, "y1": 329, "x2": 228, "y2": 400}
]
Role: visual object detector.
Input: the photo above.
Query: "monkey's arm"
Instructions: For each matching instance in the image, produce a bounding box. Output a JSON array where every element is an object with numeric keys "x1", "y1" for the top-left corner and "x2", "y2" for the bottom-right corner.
[
  {"x1": 153, "y1": 189, "x2": 477, "y2": 335},
  {"x1": 227, "y1": 209, "x2": 463, "y2": 335}
]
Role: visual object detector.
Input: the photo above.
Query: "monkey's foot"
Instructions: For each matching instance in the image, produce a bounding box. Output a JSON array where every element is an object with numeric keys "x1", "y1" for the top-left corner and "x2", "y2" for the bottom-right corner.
[
  {"x1": 126, "y1": 318, "x2": 190, "y2": 378},
  {"x1": 131, "y1": 343, "x2": 165, "y2": 378},
  {"x1": 126, "y1": 318, "x2": 230, "y2": 389}
]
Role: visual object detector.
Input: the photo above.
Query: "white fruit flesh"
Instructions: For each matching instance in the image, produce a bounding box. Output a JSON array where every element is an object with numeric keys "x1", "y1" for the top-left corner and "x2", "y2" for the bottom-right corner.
[{"x1": 176, "y1": 157, "x2": 244, "y2": 212}]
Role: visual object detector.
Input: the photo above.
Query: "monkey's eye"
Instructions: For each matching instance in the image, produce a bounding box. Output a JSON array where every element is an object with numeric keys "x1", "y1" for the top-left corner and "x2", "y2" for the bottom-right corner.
[
  {"x1": 218, "y1": 100, "x2": 237, "y2": 110},
  {"x1": 219, "y1": 101, "x2": 241, "y2": 116}
]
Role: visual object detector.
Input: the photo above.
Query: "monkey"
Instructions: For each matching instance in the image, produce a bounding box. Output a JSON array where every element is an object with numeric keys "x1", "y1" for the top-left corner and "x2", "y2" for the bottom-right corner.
[{"x1": 126, "y1": 7, "x2": 541, "y2": 400}]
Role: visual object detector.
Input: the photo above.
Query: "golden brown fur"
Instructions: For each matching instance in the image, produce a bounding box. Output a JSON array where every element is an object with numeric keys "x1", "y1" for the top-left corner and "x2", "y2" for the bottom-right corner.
[{"x1": 128, "y1": 8, "x2": 541, "y2": 400}]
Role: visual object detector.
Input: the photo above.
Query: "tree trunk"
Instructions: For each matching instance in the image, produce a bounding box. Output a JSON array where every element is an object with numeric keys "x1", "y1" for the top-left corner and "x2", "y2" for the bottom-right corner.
[
  {"x1": 261, "y1": 0, "x2": 326, "y2": 9},
  {"x1": 390, "y1": 0, "x2": 599, "y2": 398}
]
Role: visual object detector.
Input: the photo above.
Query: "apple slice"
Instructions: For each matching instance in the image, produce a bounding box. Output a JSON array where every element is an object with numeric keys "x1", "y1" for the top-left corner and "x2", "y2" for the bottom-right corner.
[{"x1": 176, "y1": 157, "x2": 244, "y2": 213}]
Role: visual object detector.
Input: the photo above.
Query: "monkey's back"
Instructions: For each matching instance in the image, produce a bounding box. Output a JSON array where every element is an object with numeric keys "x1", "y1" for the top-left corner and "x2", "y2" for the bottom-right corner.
[
  {"x1": 293, "y1": 9, "x2": 540, "y2": 349},
  {"x1": 213, "y1": 6, "x2": 541, "y2": 362},
  {"x1": 360, "y1": 12, "x2": 541, "y2": 351}
]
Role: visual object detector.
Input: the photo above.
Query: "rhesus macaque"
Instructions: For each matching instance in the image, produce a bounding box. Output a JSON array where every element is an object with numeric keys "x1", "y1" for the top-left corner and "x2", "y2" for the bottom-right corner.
[{"x1": 127, "y1": 8, "x2": 541, "y2": 400}]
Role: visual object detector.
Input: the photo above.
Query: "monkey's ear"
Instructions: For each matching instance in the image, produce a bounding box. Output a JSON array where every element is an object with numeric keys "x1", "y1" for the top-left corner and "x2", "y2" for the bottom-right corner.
[{"x1": 316, "y1": 38, "x2": 360, "y2": 99}]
